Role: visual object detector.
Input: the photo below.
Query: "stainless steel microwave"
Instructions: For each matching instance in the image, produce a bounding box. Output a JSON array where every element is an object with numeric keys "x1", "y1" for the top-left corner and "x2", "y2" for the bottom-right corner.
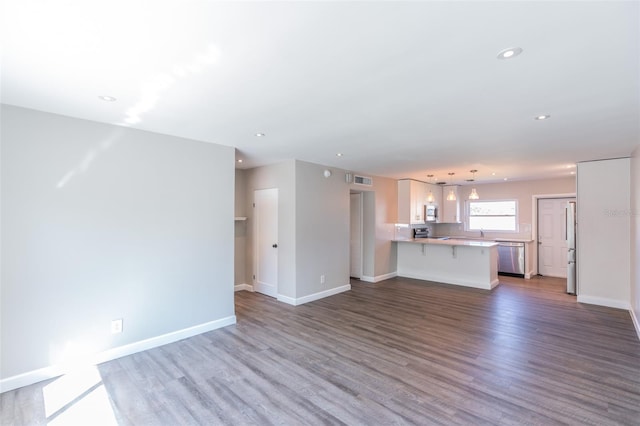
[{"x1": 425, "y1": 205, "x2": 437, "y2": 222}]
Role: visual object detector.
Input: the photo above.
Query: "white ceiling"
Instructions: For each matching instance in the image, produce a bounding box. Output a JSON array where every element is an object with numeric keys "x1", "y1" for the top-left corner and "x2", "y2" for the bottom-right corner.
[{"x1": 2, "y1": 1, "x2": 639, "y2": 184}]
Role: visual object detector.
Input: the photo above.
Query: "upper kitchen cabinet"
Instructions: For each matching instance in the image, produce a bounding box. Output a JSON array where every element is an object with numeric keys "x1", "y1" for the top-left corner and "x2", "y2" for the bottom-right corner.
[
  {"x1": 398, "y1": 179, "x2": 427, "y2": 224},
  {"x1": 441, "y1": 185, "x2": 461, "y2": 223}
]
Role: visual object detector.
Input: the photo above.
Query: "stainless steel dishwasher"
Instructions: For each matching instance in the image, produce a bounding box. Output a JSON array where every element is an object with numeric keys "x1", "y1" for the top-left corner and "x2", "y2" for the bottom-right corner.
[{"x1": 497, "y1": 241, "x2": 525, "y2": 277}]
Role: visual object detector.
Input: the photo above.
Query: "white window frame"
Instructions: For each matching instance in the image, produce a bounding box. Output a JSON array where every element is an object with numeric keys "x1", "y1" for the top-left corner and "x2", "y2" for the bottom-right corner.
[{"x1": 465, "y1": 199, "x2": 519, "y2": 233}]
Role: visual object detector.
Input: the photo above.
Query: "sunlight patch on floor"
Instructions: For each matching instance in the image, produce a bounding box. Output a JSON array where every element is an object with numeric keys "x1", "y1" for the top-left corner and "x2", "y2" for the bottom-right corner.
[{"x1": 42, "y1": 366, "x2": 117, "y2": 425}]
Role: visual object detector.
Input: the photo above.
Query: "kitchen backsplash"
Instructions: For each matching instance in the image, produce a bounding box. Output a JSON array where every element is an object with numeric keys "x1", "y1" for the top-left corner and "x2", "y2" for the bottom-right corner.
[
  {"x1": 394, "y1": 222, "x2": 532, "y2": 241},
  {"x1": 433, "y1": 223, "x2": 533, "y2": 241},
  {"x1": 394, "y1": 224, "x2": 435, "y2": 240}
]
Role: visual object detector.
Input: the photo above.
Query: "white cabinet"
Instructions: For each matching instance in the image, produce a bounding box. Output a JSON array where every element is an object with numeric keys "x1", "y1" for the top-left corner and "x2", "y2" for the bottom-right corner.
[
  {"x1": 398, "y1": 179, "x2": 427, "y2": 224},
  {"x1": 441, "y1": 185, "x2": 461, "y2": 223}
]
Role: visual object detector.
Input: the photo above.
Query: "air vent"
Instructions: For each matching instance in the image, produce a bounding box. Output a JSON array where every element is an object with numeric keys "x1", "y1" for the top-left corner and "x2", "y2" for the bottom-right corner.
[{"x1": 354, "y1": 175, "x2": 372, "y2": 186}]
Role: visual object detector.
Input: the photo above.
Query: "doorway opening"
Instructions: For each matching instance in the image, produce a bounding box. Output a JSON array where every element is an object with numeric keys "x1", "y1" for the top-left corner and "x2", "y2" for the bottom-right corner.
[{"x1": 350, "y1": 192, "x2": 363, "y2": 279}]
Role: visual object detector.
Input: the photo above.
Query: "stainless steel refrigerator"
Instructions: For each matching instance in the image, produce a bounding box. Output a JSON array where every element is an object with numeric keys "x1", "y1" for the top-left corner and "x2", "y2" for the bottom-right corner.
[{"x1": 566, "y1": 201, "x2": 577, "y2": 294}]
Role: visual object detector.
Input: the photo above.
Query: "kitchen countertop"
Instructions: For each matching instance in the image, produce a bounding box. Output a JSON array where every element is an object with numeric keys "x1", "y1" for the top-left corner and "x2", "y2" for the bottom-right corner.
[
  {"x1": 394, "y1": 238, "x2": 498, "y2": 248},
  {"x1": 492, "y1": 238, "x2": 534, "y2": 243},
  {"x1": 434, "y1": 237, "x2": 534, "y2": 243}
]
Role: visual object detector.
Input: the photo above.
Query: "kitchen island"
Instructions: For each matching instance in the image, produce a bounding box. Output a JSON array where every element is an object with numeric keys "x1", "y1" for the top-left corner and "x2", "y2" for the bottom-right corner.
[{"x1": 394, "y1": 238, "x2": 499, "y2": 290}]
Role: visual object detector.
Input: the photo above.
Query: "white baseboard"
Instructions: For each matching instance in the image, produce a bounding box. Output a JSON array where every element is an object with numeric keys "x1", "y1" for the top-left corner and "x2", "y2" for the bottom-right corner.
[
  {"x1": 234, "y1": 283, "x2": 253, "y2": 292},
  {"x1": 0, "y1": 315, "x2": 236, "y2": 393},
  {"x1": 577, "y1": 295, "x2": 631, "y2": 310},
  {"x1": 277, "y1": 285, "x2": 351, "y2": 306},
  {"x1": 277, "y1": 294, "x2": 296, "y2": 305},
  {"x1": 361, "y1": 272, "x2": 397, "y2": 283},
  {"x1": 631, "y1": 308, "x2": 640, "y2": 342}
]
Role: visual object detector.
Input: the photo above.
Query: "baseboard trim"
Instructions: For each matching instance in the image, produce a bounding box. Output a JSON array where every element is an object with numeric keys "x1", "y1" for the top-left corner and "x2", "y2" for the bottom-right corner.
[
  {"x1": 277, "y1": 294, "x2": 296, "y2": 305},
  {"x1": 361, "y1": 272, "x2": 397, "y2": 283},
  {"x1": 630, "y1": 308, "x2": 640, "y2": 342},
  {"x1": 234, "y1": 283, "x2": 253, "y2": 292},
  {"x1": 0, "y1": 315, "x2": 236, "y2": 393},
  {"x1": 577, "y1": 295, "x2": 631, "y2": 310},
  {"x1": 278, "y1": 285, "x2": 351, "y2": 306}
]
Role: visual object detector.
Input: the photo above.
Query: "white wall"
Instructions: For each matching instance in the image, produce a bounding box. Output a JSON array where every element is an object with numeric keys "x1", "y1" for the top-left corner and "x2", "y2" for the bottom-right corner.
[
  {"x1": 241, "y1": 160, "x2": 398, "y2": 301},
  {"x1": 234, "y1": 169, "x2": 247, "y2": 287},
  {"x1": 295, "y1": 161, "x2": 350, "y2": 298},
  {"x1": 630, "y1": 146, "x2": 640, "y2": 335},
  {"x1": 243, "y1": 161, "x2": 297, "y2": 299},
  {"x1": 368, "y1": 176, "x2": 398, "y2": 279},
  {"x1": 0, "y1": 105, "x2": 236, "y2": 388},
  {"x1": 577, "y1": 158, "x2": 631, "y2": 309},
  {"x1": 292, "y1": 162, "x2": 398, "y2": 294}
]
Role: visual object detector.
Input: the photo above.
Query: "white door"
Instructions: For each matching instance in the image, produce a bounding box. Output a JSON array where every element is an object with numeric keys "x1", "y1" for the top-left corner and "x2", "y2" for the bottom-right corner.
[
  {"x1": 350, "y1": 193, "x2": 363, "y2": 279},
  {"x1": 254, "y1": 188, "x2": 278, "y2": 297},
  {"x1": 538, "y1": 197, "x2": 574, "y2": 277}
]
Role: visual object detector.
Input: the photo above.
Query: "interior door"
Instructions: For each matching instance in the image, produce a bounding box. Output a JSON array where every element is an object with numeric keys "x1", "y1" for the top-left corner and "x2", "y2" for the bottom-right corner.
[
  {"x1": 254, "y1": 188, "x2": 278, "y2": 297},
  {"x1": 350, "y1": 193, "x2": 363, "y2": 279},
  {"x1": 538, "y1": 197, "x2": 574, "y2": 277}
]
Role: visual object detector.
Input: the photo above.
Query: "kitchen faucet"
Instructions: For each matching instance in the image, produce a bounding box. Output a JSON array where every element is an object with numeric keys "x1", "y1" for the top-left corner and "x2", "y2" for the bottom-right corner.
[{"x1": 480, "y1": 229, "x2": 484, "y2": 238}]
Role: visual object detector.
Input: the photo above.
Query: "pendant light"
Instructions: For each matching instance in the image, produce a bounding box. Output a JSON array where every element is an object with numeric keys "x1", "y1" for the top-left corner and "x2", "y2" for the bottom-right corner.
[
  {"x1": 426, "y1": 174, "x2": 435, "y2": 203},
  {"x1": 446, "y1": 173, "x2": 457, "y2": 201},
  {"x1": 468, "y1": 169, "x2": 480, "y2": 200}
]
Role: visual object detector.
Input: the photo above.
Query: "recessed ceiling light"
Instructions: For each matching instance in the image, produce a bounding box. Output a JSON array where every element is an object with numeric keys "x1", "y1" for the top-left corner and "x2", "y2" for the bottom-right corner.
[
  {"x1": 255, "y1": 133, "x2": 265, "y2": 137},
  {"x1": 497, "y1": 47, "x2": 523, "y2": 60},
  {"x1": 98, "y1": 95, "x2": 117, "y2": 102},
  {"x1": 535, "y1": 115, "x2": 551, "y2": 120},
  {"x1": 491, "y1": 172, "x2": 496, "y2": 176},
  {"x1": 237, "y1": 159, "x2": 243, "y2": 163},
  {"x1": 503, "y1": 178, "x2": 508, "y2": 181},
  {"x1": 336, "y1": 153, "x2": 343, "y2": 157}
]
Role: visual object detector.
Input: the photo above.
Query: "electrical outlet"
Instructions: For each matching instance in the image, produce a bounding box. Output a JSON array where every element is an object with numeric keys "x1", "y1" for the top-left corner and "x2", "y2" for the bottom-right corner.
[
  {"x1": 111, "y1": 318, "x2": 123, "y2": 334},
  {"x1": 320, "y1": 275, "x2": 325, "y2": 284}
]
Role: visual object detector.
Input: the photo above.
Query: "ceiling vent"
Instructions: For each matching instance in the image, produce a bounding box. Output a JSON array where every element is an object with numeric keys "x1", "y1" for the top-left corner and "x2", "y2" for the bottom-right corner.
[{"x1": 354, "y1": 175, "x2": 372, "y2": 186}]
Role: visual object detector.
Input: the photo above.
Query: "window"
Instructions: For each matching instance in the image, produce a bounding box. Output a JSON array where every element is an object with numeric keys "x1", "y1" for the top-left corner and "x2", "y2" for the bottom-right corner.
[{"x1": 467, "y1": 200, "x2": 518, "y2": 232}]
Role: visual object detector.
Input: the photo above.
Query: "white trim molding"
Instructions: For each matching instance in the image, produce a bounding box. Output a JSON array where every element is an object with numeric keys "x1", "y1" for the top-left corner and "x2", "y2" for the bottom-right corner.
[
  {"x1": 361, "y1": 272, "x2": 397, "y2": 283},
  {"x1": 0, "y1": 315, "x2": 236, "y2": 393},
  {"x1": 234, "y1": 283, "x2": 253, "y2": 292},
  {"x1": 277, "y1": 285, "x2": 351, "y2": 306},
  {"x1": 577, "y1": 295, "x2": 631, "y2": 310},
  {"x1": 631, "y1": 308, "x2": 640, "y2": 341},
  {"x1": 277, "y1": 294, "x2": 297, "y2": 305}
]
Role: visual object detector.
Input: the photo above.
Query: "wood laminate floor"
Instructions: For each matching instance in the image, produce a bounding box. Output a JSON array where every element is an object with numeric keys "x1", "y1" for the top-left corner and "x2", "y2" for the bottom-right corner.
[{"x1": 2, "y1": 276, "x2": 640, "y2": 425}]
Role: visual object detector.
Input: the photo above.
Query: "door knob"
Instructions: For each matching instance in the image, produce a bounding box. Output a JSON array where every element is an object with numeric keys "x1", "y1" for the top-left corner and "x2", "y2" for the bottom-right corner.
[{"x1": 272, "y1": 244, "x2": 278, "y2": 248}]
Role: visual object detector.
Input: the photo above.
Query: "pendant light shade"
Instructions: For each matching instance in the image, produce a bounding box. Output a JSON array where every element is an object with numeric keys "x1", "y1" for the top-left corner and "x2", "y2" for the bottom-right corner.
[
  {"x1": 446, "y1": 172, "x2": 457, "y2": 201},
  {"x1": 426, "y1": 174, "x2": 435, "y2": 202},
  {"x1": 468, "y1": 170, "x2": 480, "y2": 200}
]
